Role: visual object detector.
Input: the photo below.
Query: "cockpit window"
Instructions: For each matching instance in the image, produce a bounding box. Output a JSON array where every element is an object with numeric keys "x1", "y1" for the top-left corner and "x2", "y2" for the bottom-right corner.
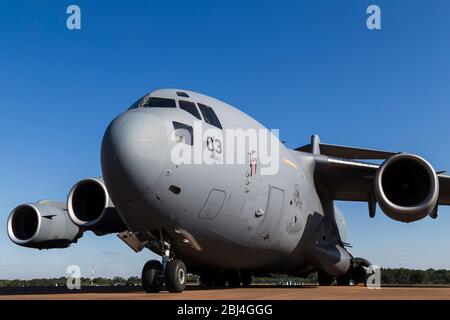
[
  {"x1": 198, "y1": 103, "x2": 222, "y2": 129},
  {"x1": 176, "y1": 91, "x2": 190, "y2": 98},
  {"x1": 128, "y1": 96, "x2": 176, "y2": 109},
  {"x1": 179, "y1": 100, "x2": 202, "y2": 120},
  {"x1": 141, "y1": 97, "x2": 176, "y2": 108},
  {"x1": 128, "y1": 96, "x2": 144, "y2": 110},
  {"x1": 173, "y1": 121, "x2": 193, "y2": 145}
]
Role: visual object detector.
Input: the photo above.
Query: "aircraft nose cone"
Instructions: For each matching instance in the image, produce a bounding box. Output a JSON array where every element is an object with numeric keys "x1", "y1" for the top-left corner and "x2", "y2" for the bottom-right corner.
[{"x1": 101, "y1": 111, "x2": 168, "y2": 201}]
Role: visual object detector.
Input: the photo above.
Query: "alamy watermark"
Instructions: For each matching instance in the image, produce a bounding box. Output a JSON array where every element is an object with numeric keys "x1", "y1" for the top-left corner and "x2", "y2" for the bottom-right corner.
[
  {"x1": 66, "y1": 265, "x2": 81, "y2": 289},
  {"x1": 366, "y1": 264, "x2": 381, "y2": 289},
  {"x1": 367, "y1": 5, "x2": 381, "y2": 30},
  {"x1": 170, "y1": 121, "x2": 280, "y2": 176},
  {"x1": 64, "y1": 5, "x2": 380, "y2": 32},
  {"x1": 66, "y1": 5, "x2": 81, "y2": 30}
]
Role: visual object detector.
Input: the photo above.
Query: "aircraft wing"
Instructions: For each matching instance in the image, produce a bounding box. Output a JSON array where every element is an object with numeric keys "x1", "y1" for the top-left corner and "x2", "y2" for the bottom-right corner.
[
  {"x1": 437, "y1": 174, "x2": 450, "y2": 205},
  {"x1": 312, "y1": 156, "x2": 379, "y2": 202},
  {"x1": 296, "y1": 142, "x2": 397, "y2": 160},
  {"x1": 313, "y1": 156, "x2": 450, "y2": 204},
  {"x1": 296, "y1": 135, "x2": 450, "y2": 220}
]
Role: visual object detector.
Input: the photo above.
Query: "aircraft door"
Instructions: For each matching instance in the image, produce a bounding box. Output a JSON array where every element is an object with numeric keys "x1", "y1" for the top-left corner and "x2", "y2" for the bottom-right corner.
[{"x1": 256, "y1": 186, "x2": 284, "y2": 240}]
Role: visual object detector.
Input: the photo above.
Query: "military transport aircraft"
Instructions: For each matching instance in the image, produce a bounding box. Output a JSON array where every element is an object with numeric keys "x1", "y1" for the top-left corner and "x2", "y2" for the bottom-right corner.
[{"x1": 7, "y1": 89, "x2": 450, "y2": 292}]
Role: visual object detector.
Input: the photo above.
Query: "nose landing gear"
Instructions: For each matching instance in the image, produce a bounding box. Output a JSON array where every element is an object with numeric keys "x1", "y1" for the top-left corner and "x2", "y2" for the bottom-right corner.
[
  {"x1": 142, "y1": 257, "x2": 187, "y2": 293},
  {"x1": 142, "y1": 260, "x2": 164, "y2": 293},
  {"x1": 165, "y1": 259, "x2": 187, "y2": 293},
  {"x1": 141, "y1": 230, "x2": 187, "y2": 293}
]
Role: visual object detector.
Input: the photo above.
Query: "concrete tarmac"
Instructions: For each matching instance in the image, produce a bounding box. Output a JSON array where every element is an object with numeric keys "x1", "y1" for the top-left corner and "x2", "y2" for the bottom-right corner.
[{"x1": 1, "y1": 285, "x2": 450, "y2": 300}]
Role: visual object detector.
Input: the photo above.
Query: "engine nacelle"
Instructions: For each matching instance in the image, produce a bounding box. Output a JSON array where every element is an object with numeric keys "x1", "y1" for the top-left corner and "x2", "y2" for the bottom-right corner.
[
  {"x1": 7, "y1": 200, "x2": 82, "y2": 249},
  {"x1": 375, "y1": 153, "x2": 439, "y2": 223},
  {"x1": 67, "y1": 177, "x2": 126, "y2": 235}
]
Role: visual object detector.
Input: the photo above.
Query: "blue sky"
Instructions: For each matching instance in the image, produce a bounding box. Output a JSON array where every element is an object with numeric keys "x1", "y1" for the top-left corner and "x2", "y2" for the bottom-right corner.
[{"x1": 1, "y1": 0, "x2": 450, "y2": 279}]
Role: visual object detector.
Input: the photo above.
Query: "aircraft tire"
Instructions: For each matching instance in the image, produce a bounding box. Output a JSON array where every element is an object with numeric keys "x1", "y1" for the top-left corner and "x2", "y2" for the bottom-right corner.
[
  {"x1": 142, "y1": 260, "x2": 163, "y2": 293},
  {"x1": 165, "y1": 259, "x2": 187, "y2": 293}
]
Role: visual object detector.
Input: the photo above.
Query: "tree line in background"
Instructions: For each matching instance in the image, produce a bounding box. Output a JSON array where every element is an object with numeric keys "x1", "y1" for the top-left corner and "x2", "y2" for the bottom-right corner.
[
  {"x1": 380, "y1": 268, "x2": 450, "y2": 285},
  {"x1": 0, "y1": 276, "x2": 142, "y2": 288},
  {"x1": 1, "y1": 268, "x2": 450, "y2": 287}
]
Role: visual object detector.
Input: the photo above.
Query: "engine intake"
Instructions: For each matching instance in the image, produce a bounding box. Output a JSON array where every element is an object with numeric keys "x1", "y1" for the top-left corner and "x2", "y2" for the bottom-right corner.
[
  {"x1": 375, "y1": 153, "x2": 439, "y2": 222},
  {"x1": 8, "y1": 201, "x2": 81, "y2": 249},
  {"x1": 67, "y1": 177, "x2": 126, "y2": 235}
]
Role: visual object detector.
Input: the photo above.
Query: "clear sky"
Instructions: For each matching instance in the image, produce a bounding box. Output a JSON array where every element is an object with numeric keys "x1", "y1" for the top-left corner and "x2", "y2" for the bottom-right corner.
[{"x1": 1, "y1": 0, "x2": 450, "y2": 279}]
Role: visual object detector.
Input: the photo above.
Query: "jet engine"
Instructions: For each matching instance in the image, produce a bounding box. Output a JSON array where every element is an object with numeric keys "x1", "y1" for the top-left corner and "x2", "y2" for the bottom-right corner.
[
  {"x1": 67, "y1": 177, "x2": 126, "y2": 235},
  {"x1": 7, "y1": 200, "x2": 82, "y2": 249},
  {"x1": 374, "y1": 153, "x2": 439, "y2": 223}
]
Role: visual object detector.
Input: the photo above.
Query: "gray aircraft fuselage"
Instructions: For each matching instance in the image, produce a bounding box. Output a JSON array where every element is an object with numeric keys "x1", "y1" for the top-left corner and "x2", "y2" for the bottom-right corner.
[{"x1": 101, "y1": 89, "x2": 349, "y2": 276}]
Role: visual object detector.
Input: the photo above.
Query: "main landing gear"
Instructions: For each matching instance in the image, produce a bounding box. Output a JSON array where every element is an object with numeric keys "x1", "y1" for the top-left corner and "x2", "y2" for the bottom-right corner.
[{"x1": 317, "y1": 257, "x2": 372, "y2": 286}]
